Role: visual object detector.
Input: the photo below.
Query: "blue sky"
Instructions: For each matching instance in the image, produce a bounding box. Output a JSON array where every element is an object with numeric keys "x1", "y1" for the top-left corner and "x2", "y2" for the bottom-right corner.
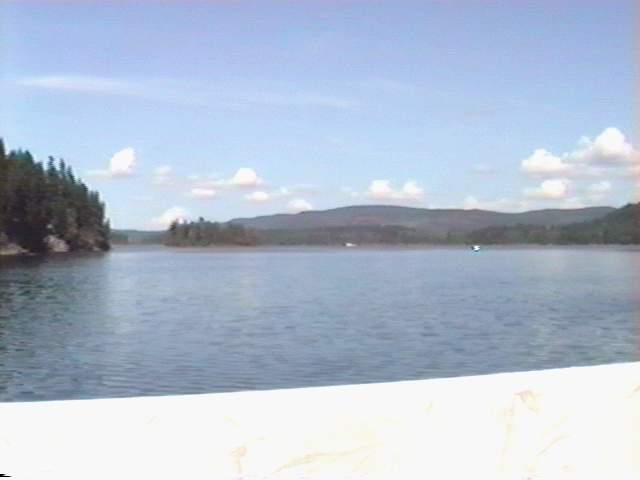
[{"x1": 1, "y1": 0, "x2": 636, "y2": 229}]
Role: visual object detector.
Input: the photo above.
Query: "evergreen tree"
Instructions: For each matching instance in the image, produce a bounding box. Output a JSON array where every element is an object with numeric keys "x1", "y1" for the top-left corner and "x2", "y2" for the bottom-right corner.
[
  {"x1": 165, "y1": 219, "x2": 257, "y2": 246},
  {"x1": 0, "y1": 139, "x2": 111, "y2": 253}
]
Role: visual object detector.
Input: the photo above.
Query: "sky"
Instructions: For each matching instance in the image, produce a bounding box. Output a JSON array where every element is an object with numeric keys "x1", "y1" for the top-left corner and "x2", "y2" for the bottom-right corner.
[{"x1": 1, "y1": 0, "x2": 636, "y2": 229}]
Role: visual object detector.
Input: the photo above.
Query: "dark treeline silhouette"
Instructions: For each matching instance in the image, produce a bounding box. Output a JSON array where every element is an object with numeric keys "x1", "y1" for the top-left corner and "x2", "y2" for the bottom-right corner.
[
  {"x1": 255, "y1": 225, "x2": 444, "y2": 245},
  {"x1": 466, "y1": 203, "x2": 640, "y2": 245},
  {"x1": 166, "y1": 218, "x2": 257, "y2": 246},
  {"x1": 0, "y1": 139, "x2": 110, "y2": 253}
]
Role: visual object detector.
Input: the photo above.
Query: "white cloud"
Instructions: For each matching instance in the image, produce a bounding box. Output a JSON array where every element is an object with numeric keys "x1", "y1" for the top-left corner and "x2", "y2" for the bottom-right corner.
[
  {"x1": 228, "y1": 168, "x2": 263, "y2": 187},
  {"x1": 521, "y1": 149, "x2": 571, "y2": 175},
  {"x1": 87, "y1": 147, "x2": 136, "y2": 178},
  {"x1": 521, "y1": 128, "x2": 638, "y2": 179},
  {"x1": 109, "y1": 148, "x2": 137, "y2": 176},
  {"x1": 187, "y1": 188, "x2": 216, "y2": 199},
  {"x1": 287, "y1": 198, "x2": 313, "y2": 212},
  {"x1": 367, "y1": 180, "x2": 395, "y2": 199},
  {"x1": 245, "y1": 191, "x2": 271, "y2": 203},
  {"x1": 524, "y1": 179, "x2": 570, "y2": 200},
  {"x1": 366, "y1": 180, "x2": 425, "y2": 202},
  {"x1": 197, "y1": 168, "x2": 263, "y2": 190},
  {"x1": 462, "y1": 196, "x2": 526, "y2": 212},
  {"x1": 243, "y1": 186, "x2": 299, "y2": 204},
  {"x1": 402, "y1": 181, "x2": 424, "y2": 199},
  {"x1": 571, "y1": 128, "x2": 637, "y2": 165},
  {"x1": 150, "y1": 206, "x2": 191, "y2": 228}
]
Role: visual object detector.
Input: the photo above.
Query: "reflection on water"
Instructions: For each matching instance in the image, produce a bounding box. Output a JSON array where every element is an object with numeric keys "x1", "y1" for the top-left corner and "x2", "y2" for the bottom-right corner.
[{"x1": 0, "y1": 246, "x2": 639, "y2": 401}]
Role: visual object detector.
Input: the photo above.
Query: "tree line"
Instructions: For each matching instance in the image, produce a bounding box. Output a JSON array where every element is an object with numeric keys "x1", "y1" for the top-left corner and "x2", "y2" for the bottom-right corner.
[
  {"x1": 161, "y1": 203, "x2": 640, "y2": 247},
  {"x1": 166, "y1": 218, "x2": 257, "y2": 246},
  {"x1": 465, "y1": 203, "x2": 640, "y2": 245},
  {"x1": 0, "y1": 139, "x2": 110, "y2": 253}
]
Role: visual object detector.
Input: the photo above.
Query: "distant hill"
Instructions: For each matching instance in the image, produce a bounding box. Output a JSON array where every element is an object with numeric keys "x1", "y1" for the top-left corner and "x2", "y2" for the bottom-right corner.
[
  {"x1": 115, "y1": 204, "x2": 634, "y2": 247},
  {"x1": 467, "y1": 203, "x2": 640, "y2": 245},
  {"x1": 230, "y1": 205, "x2": 615, "y2": 236}
]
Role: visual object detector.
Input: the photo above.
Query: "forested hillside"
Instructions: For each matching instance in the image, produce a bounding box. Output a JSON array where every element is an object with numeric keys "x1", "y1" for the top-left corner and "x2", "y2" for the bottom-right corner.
[
  {"x1": 0, "y1": 139, "x2": 110, "y2": 254},
  {"x1": 163, "y1": 203, "x2": 640, "y2": 247},
  {"x1": 230, "y1": 205, "x2": 614, "y2": 233},
  {"x1": 467, "y1": 203, "x2": 640, "y2": 245}
]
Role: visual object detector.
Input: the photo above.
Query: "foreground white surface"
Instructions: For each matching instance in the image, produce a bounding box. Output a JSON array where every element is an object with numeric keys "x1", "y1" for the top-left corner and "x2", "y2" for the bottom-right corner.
[{"x1": 1, "y1": 362, "x2": 639, "y2": 480}]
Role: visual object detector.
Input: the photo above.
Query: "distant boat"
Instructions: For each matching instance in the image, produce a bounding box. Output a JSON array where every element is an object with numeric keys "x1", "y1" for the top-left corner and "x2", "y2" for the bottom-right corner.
[
  {"x1": 471, "y1": 245, "x2": 481, "y2": 252},
  {"x1": 344, "y1": 242, "x2": 357, "y2": 248}
]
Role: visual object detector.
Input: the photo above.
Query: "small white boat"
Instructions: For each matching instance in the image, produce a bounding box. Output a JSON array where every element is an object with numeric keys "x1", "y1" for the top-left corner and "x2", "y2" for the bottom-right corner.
[
  {"x1": 471, "y1": 245, "x2": 481, "y2": 252},
  {"x1": 344, "y1": 242, "x2": 357, "y2": 248}
]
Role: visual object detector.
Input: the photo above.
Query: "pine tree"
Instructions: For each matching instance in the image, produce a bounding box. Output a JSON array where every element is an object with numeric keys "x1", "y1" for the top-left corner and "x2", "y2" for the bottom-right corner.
[{"x1": 0, "y1": 141, "x2": 111, "y2": 253}]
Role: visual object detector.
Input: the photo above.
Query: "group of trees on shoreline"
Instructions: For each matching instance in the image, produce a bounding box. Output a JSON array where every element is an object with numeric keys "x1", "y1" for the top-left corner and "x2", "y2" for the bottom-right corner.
[
  {"x1": 4, "y1": 136, "x2": 636, "y2": 252},
  {"x1": 166, "y1": 218, "x2": 258, "y2": 246},
  {"x1": 0, "y1": 139, "x2": 110, "y2": 253},
  {"x1": 159, "y1": 203, "x2": 640, "y2": 247}
]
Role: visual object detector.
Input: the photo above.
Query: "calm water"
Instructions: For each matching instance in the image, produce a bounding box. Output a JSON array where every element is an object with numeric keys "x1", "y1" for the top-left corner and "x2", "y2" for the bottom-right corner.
[{"x1": 0, "y1": 246, "x2": 638, "y2": 401}]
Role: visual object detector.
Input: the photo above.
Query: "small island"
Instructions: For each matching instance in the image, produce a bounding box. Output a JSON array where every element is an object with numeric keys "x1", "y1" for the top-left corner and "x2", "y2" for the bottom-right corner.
[
  {"x1": 166, "y1": 218, "x2": 257, "y2": 247},
  {"x1": 0, "y1": 140, "x2": 110, "y2": 255}
]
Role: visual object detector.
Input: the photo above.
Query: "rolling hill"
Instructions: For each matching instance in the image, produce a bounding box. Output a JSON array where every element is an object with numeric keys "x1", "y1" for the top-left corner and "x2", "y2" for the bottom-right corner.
[
  {"x1": 229, "y1": 205, "x2": 615, "y2": 236},
  {"x1": 113, "y1": 205, "x2": 624, "y2": 246}
]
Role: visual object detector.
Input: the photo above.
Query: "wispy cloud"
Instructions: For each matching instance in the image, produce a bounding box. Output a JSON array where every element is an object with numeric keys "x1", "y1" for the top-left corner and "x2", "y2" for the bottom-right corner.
[
  {"x1": 18, "y1": 75, "x2": 134, "y2": 95},
  {"x1": 287, "y1": 198, "x2": 313, "y2": 212},
  {"x1": 152, "y1": 165, "x2": 174, "y2": 186},
  {"x1": 17, "y1": 74, "x2": 354, "y2": 109},
  {"x1": 471, "y1": 164, "x2": 497, "y2": 175},
  {"x1": 245, "y1": 191, "x2": 272, "y2": 203},
  {"x1": 187, "y1": 188, "x2": 216, "y2": 200}
]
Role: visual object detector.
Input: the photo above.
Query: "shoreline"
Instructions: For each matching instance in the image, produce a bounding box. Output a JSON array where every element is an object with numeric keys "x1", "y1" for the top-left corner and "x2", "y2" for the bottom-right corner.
[
  {"x1": 5, "y1": 242, "x2": 639, "y2": 257},
  {"x1": 113, "y1": 243, "x2": 640, "y2": 252},
  {"x1": 0, "y1": 246, "x2": 110, "y2": 257}
]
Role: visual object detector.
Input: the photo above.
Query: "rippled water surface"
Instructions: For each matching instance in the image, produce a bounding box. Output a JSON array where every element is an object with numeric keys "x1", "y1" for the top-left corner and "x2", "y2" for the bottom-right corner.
[{"x1": 0, "y1": 246, "x2": 638, "y2": 401}]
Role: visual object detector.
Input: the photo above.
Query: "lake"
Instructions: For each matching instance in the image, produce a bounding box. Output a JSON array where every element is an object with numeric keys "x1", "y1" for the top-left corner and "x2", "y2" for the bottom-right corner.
[{"x1": 0, "y1": 246, "x2": 638, "y2": 401}]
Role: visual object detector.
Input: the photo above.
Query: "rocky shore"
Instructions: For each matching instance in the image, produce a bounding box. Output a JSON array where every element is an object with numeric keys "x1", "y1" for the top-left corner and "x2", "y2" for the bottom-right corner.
[
  {"x1": 0, "y1": 242, "x2": 28, "y2": 256},
  {"x1": 0, "y1": 232, "x2": 107, "y2": 256}
]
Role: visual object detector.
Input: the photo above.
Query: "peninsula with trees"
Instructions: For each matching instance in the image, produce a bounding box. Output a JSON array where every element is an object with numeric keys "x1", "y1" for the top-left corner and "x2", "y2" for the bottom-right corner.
[{"x1": 0, "y1": 140, "x2": 110, "y2": 255}]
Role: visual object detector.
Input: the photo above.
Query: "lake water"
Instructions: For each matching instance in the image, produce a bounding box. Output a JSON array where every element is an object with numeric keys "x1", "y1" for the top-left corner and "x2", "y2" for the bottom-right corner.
[{"x1": 0, "y1": 246, "x2": 638, "y2": 401}]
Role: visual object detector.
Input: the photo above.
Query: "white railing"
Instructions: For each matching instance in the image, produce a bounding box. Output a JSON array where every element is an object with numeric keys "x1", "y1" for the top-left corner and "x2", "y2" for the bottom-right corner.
[{"x1": 1, "y1": 362, "x2": 639, "y2": 479}]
